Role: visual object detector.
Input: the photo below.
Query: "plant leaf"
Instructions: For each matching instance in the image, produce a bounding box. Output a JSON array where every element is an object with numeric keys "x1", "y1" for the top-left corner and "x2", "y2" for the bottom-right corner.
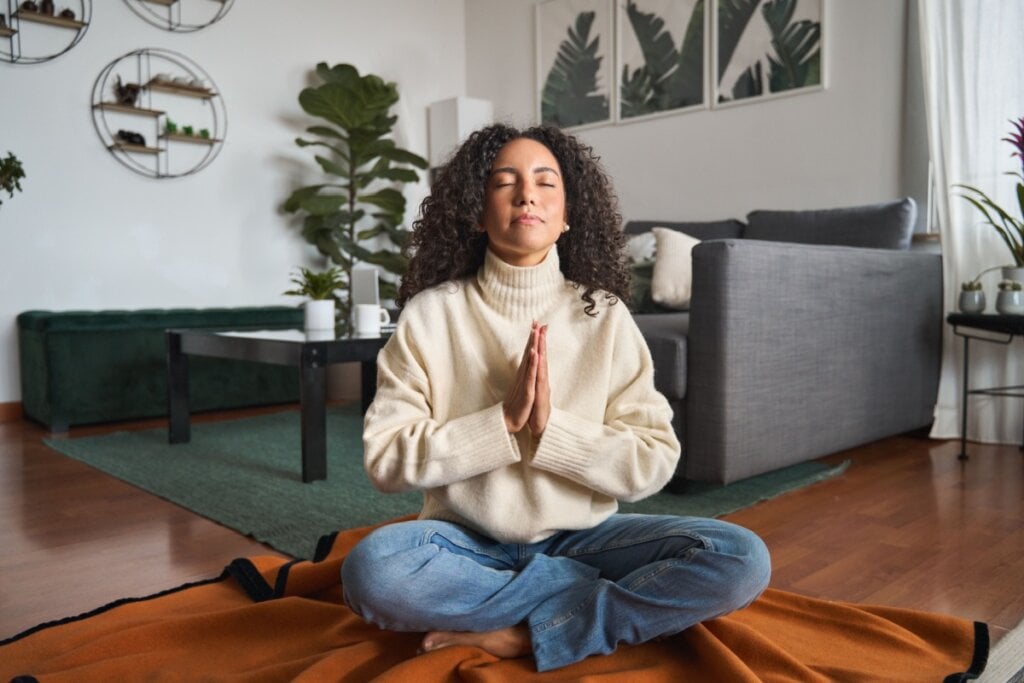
[
  {"x1": 542, "y1": 10, "x2": 609, "y2": 127},
  {"x1": 717, "y1": 0, "x2": 760, "y2": 81},
  {"x1": 314, "y1": 155, "x2": 350, "y2": 178}
]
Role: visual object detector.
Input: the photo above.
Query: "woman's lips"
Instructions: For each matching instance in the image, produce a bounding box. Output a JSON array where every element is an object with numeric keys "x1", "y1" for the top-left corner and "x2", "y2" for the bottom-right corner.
[{"x1": 514, "y1": 214, "x2": 542, "y2": 225}]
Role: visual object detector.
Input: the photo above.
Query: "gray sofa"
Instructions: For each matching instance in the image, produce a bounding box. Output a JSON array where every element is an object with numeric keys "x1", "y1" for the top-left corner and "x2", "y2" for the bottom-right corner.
[{"x1": 627, "y1": 199, "x2": 942, "y2": 485}]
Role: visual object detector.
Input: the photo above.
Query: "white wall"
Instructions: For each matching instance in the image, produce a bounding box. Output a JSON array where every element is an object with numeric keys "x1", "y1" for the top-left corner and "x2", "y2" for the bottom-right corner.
[
  {"x1": 0, "y1": 1, "x2": 466, "y2": 403},
  {"x1": 466, "y1": 0, "x2": 915, "y2": 222}
]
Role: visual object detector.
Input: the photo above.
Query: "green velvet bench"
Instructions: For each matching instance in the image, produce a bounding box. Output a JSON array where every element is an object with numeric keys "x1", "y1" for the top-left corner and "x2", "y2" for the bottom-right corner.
[{"x1": 17, "y1": 307, "x2": 304, "y2": 431}]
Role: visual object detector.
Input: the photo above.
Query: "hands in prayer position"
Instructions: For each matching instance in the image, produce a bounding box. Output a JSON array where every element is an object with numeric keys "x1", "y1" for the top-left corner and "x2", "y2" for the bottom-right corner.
[{"x1": 503, "y1": 321, "x2": 550, "y2": 436}]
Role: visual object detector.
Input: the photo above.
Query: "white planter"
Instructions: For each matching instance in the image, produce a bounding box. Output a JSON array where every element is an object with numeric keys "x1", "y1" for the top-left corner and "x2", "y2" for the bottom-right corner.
[
  {"x1": 304, "y1": 299, "x2": 335, "y2": 332},
  {"x1": 997, "y1": 289, "x2": 1024, "y2": 315},
  {"x1": 1001, "y1": 266, "x2": 1024, "y2": 283},
  {"x1": 958, "y1": 290, "x2": 986, "y2": 314}
]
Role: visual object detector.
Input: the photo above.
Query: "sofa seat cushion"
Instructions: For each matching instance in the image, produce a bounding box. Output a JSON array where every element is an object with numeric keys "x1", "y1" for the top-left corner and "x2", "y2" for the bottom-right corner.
[
  {"x1": 744, "y1": 198, "x2": 917, "y2": 250},
  {"x1": 633, "y1": 312, "x2": 689, "y2": 400}
]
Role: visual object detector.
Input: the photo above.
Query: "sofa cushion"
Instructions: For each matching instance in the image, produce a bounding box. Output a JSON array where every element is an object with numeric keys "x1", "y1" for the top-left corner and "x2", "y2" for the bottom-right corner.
[
  {"x1": 633, "y1": 312, "x2": 689, "y2": 400},
  {"x1": 744, "y1": 198, "x2": 916, "y2": 250},
  {"x1": 624, "y1": 219, "x2": 746, "y2": 240},
  {"x1": 651, "y1": 227, "x2": 701, "y2": 309}
]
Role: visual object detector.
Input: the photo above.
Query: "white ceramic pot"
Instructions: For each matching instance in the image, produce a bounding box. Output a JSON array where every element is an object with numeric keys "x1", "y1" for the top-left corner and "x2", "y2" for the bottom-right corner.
[
  {"x1": 958, "y1": 290, "x2": 986, "y2": 314},
  {"x1": 996, "y1": 289, "x2": 1024, "y2": 315},
  {"x1": 304, "y1": 299, "x2": 335, "y2": 331},
  {"x1": 1001, "y1": 266, "x2": 1024, "y2": 283}
]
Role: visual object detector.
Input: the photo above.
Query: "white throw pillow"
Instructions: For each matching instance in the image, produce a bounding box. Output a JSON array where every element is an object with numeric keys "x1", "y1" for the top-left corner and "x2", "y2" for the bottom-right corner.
[
  {"x1": 651, "y1": 227, "x2": 701, "y2": 309},
  {"x1": 625, "y1": 231, "x2": 657, "y2": 265}
]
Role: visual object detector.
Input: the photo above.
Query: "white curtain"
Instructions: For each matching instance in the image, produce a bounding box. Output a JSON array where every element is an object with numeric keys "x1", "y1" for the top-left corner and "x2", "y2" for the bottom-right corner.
[{"x1": 919, "y1": 0, "x2": 1024, "y2": 443}]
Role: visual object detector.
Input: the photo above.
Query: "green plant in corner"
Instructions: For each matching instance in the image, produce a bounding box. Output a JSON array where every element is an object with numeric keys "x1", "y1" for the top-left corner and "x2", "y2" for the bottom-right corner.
[
  {"x1": 956, "y1": 116, "x2": 1024, "y2": 266},
  {"x1": 282, "y1": 62, "x2": 427, "y2": 333},
  {"x1": 0, "y1": 151, "x2": 26, "y2": 208},
  {"x1": 283, "y1": 266, "x2": 346, "y2": 301}
]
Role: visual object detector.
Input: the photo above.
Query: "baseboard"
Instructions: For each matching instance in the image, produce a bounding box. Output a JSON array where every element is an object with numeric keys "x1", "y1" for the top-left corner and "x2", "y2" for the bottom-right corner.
[{"x1": 0, "y1": 402, "x2": 24, "y2": 423}]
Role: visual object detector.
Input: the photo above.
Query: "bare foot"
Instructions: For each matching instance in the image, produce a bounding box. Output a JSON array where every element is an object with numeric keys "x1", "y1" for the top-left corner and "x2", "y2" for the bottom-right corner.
[{"x1": 420, "y1": 624, "x2": 532, "y2": 659}]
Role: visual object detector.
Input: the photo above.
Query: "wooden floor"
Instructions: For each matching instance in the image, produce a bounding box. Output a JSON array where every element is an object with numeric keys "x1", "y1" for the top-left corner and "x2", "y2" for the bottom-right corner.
[{"x1": 2, "y1": 407, "x2": 1023, "y2": 646}]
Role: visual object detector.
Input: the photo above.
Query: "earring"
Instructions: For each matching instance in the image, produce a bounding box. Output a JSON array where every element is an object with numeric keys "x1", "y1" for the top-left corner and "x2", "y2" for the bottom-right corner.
[{"x1": 563, "y1": 223, "x2": 571, "y2": 233}]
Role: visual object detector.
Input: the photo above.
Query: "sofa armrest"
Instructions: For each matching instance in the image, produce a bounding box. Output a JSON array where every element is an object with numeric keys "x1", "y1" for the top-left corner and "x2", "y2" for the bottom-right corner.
[{"x1": 685, "y1": 239, "x2": 942, "y2": 483}]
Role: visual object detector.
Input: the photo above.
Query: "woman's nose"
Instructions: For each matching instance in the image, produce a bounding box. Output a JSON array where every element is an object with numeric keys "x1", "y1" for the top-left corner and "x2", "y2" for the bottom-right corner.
[{"x1": 515, "y1": 181, "x2": 536, "y2": 205}]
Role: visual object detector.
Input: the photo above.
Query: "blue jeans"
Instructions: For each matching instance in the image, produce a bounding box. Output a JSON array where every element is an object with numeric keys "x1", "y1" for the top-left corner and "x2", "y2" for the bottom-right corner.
[{"x1": 342, "y1": 514, "x2": 771, "y2": 671}]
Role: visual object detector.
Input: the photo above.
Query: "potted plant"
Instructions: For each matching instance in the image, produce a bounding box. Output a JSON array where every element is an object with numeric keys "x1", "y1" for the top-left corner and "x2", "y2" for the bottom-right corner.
[
  {"x1": 283, "y1": 266, "x2": 345, "y2": 332},
  {"x1": 282, "y1": 62, "x2": 428, "y2": 334},
  {"x1": 956, "y1": 116, "x2": 1024, "y2": 280},
  {"x1": 996, "y1": 279, "x2": 1024, "y2": 315},
  {"x1": 0, "y1": 151, "x2": 26, "y2": 209}
]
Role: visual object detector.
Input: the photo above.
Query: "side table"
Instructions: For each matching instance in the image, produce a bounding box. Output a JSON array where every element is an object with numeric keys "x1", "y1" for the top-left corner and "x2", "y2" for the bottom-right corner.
[{"x1": 947, "y1": 313, "x2": 1024, "y2": 459}]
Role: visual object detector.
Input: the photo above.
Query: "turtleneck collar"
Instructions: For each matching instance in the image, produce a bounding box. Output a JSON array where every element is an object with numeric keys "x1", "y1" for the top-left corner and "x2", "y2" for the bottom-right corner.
[{"x1": 477, "y1": 246, "x2": 566, "y2": 319}]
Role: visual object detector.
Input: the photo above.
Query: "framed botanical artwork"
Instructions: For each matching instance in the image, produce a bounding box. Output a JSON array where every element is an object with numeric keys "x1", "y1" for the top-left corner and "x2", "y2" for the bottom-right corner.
[
  {"x1": 713, "y1": 0, "x2": 825, "y2": 107},
  {"x1": 536, "y1": 0, "x2": 614, "y2": 129},
  {"x1": 617, "y1": 0, "x2": 708, "y2": 123}
]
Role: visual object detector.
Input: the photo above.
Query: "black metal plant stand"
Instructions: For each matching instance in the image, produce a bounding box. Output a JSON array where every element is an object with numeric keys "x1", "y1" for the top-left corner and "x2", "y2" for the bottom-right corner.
[{"x1": 947, "y1": 313, "x2": 1024, "y2": 459}]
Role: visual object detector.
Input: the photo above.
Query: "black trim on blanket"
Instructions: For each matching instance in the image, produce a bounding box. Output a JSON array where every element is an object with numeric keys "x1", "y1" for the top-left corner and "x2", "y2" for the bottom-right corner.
[
  {"x1": 314, "y1": 531, "x2": 340, "y2": 562},
  {"x1": 224, "y1": 558, "x2": 276, "y2": 603},
  {"x1": 0, "y1": 573, "x2": 230, "y2": 647},
  {"x1": 273, "y1": 559, "x2": 301, "y2": 598},
  {"x1": 944, "y1": 621, "x2": 990, "y2": 683}
]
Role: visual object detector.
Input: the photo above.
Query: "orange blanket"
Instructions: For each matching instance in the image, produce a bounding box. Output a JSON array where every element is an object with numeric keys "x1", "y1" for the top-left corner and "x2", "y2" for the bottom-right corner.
[{"x1": 1, "y1": 521, "x2": 987, "y2": 682}]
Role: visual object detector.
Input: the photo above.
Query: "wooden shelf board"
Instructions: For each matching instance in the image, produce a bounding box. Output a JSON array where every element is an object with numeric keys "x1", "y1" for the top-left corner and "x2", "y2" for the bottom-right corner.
[
  {"x1": 95, "y1": 102, "x2": 165, "y2": 117},
  {"x1": 161, "y1": 133, "x2": 220, "y2": 146},
  {"x1": 139, "y1": 0, "x2": 177, "y2": 5},
  {"x1": 14, "y1": 10, "x2": 87, "y2": 30},
  {"x1": 110, "y1": 143, "x2": 160, "y2": 155},
  {"x1": 144, "y1": 80, "x2": 216, "y2": 100},
  {"x1": 0, "y1": 26, "x2": 16, "y2": 38}
]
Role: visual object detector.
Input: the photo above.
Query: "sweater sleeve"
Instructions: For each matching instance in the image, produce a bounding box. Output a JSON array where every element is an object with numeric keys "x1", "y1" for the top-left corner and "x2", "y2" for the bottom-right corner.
[
  {"x1": 362, "y1": 322, "x2": 522, "y2": 493},
  {"x1": 529, "y1": 310, "x2": 680, "y2": 502}
]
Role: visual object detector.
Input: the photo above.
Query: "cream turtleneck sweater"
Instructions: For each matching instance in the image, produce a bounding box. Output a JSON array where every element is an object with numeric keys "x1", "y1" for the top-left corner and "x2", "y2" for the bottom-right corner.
[{"x1": 362, "y1": 247, "x2": 680, "y2": 544}]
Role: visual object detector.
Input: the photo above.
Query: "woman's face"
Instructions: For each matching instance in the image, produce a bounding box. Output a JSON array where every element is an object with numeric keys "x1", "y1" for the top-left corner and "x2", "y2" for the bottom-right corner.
[{"x1": 480, "y1": 137, "x2": 567, "y2": 267}]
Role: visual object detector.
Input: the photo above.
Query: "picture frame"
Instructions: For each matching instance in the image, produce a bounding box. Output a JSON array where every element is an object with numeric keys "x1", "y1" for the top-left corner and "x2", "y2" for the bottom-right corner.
[
  {"x1": 616, "y1": 0, "x2": 708, "y2": 123},
  {"x1": 712, "y1": 0, "x2": 825, "y2": 108},
  {"x1": 536, "y1": 0, "x2": 614, "y2": 129}
]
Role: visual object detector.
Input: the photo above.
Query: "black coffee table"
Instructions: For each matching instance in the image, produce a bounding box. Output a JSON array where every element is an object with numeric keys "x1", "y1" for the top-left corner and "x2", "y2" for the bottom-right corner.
[
  {"x1": 947, "y1": 313, "x2": 1024, "y2": 459},
  {"x1": 166, "y1": 328, "x2": 389, "y2": 482}
]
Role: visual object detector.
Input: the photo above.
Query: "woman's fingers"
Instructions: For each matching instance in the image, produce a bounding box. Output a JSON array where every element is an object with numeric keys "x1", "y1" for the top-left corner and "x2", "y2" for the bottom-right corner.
[
  {"x1": 529, "y1": 325, "x2": 550, "y2": 436},
  {"x1": 504, "y1": 322, "x2": 540, "y2": 433}
]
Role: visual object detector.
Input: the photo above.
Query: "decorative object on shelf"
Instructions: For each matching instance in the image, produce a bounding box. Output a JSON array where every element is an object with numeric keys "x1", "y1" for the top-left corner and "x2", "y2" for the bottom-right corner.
[
  {"x1": 113, "y1": 75, "x2": 141, "y2": 107},
  {"x1": 956, "y1": 116, "x2": 1024, "y2": 269},
  {"x1": 0, "y1": 151, "x2": 26, "y2": 209},
  {"x1": 1, "y1": 0, "x2": 90, "y2": 64},
  {"x1": 91, "y1": 48, "x2": 227, "y2": 178},
  {"x1": 282, "y1": 62, "x2": 427, "y2": 335},
  {"x1": 122, "y1": 0, "x2": 234, "y2": 33},
  {"x1": 958, "y1": 281, "x2": 986, "y2": 314},
  {"x1": 199, "y1": 128, "x2": 210, "y2": 139},
  {"x1": 996, "y1": 279, "x2": 1024, "y2": 315},
  {"x1": 182, "y1": 124, "x2": 193, "y2": 136},
  {"x1": 283, "y1": 266, "x2": 345, "y2": 333},
  {"x1": 116, "y1": 129, "x2": 147, "y2": 147}
]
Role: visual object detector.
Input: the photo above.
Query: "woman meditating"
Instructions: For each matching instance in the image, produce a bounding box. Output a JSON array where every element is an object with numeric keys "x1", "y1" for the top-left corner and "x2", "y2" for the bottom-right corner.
[{"x1": 342, "y1": 124, "x2": 771, "y2": 672}]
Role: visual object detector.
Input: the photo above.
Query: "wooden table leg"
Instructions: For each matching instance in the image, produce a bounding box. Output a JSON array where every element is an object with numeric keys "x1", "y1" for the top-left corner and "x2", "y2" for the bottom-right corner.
[
  {"x1": 300, "y1": 345, "x2": 328, "y2": 482},
  {"x1": 167, "y1": 331, "x2": 191, "y2": 444}
]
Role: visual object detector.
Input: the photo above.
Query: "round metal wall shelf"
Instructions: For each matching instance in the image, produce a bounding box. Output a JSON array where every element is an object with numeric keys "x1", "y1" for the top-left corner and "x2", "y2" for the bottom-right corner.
[
  {"x1": 0, "y1": 0, "x2": 91, "y2": 64},
  {"x1": 91, "y1": 48, "x2": 228, "y2": 179},
  {"x1": 122, "y1": 0, "x2": 234, "y2": 33}
]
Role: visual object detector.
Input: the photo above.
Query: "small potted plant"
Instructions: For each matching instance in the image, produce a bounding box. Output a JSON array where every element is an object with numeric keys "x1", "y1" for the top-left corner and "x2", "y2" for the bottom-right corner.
[
  {"x1": 996, "y1": 279, "x2": 1024, "y2": 315},
  {"x1": 164, "y1": 118, "x2": 178, "y2": 135},
  {"x1": 182, "y1": 125, "x2": 194, "y2": 137},
  {"x1": 959, "y1": 280, "x2": 985, "y2": 314},
  {"x1": 0, "y1": 151, "x2": 26, "y2": 209},
  {"x1": 283, "y1": 266, "x2": 346, "y2": 332}
]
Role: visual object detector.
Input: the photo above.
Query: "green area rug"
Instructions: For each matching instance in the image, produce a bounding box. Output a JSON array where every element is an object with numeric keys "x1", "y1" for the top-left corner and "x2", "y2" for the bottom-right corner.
[{"x1": 45, "y1": 406, "x2": 849, "y2": 560}]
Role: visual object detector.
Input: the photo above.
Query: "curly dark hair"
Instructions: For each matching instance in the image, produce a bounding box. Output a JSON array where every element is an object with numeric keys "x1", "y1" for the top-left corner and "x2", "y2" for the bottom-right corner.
[{"x1": 397, "y1": 124, "x2": 629, "y2": 316}]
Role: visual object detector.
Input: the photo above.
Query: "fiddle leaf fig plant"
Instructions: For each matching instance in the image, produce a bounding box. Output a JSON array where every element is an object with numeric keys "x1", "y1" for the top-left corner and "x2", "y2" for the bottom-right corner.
[
  {"x1": 0, "y1": 152, "x2": 26, "y2": 208},
  {"x1": 283, "y1": 62, "x2": 428, "y2": 332}
]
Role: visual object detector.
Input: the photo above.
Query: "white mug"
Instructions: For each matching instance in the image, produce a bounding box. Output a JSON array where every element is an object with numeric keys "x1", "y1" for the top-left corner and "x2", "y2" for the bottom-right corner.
[{"x1": 354, "y1": 304, "x2": 391, "y2": 336}]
